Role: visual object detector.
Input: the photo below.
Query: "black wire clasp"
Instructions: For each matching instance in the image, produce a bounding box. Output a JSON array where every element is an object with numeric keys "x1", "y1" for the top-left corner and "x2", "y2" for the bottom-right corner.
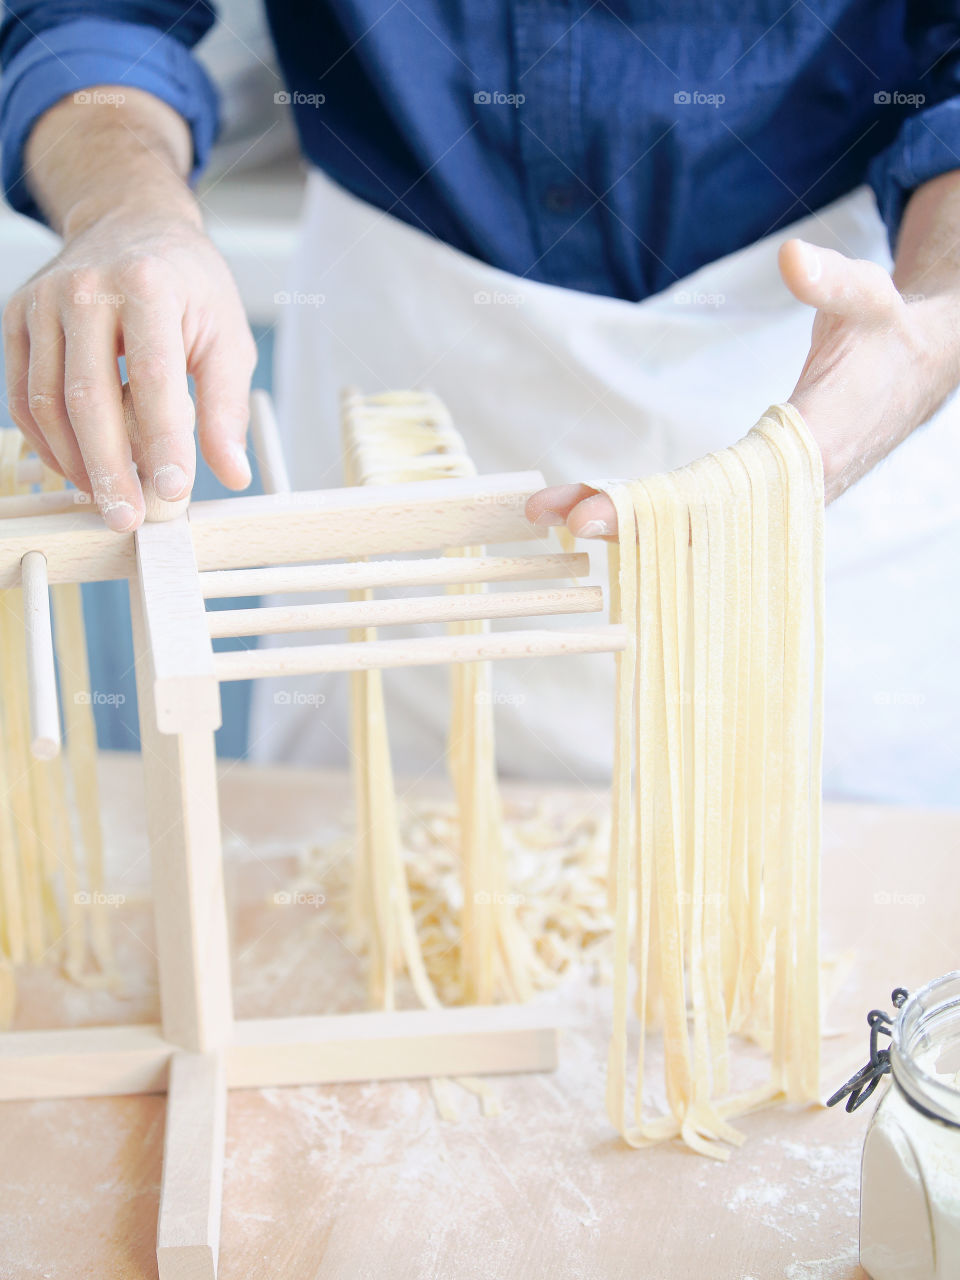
[{"x1": 826, "y1": 988, "x2": 910, "y2": 1113}]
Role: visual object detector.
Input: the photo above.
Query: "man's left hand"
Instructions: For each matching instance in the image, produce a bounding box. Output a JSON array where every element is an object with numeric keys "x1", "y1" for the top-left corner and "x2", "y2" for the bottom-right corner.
[{"x1": 526, "y1": 238, "x2": 960, "y2": 536}]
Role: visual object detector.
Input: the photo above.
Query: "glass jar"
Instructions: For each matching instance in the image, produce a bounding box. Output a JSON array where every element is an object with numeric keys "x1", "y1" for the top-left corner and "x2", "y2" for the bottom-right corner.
[{"x1": 860, "y1": 971, "x2": 960, "y2": 1280}]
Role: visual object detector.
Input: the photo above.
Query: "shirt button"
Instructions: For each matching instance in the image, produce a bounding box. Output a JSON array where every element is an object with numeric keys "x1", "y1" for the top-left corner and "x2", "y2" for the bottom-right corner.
[{"x1": 544, "y1": 185, "x2": 576, "y2": 213}]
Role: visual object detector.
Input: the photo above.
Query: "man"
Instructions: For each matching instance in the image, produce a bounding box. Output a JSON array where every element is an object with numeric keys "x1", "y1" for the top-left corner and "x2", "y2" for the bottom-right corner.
[{"x1": 1, "y1": 2, "x2": 958, "y2": 801}]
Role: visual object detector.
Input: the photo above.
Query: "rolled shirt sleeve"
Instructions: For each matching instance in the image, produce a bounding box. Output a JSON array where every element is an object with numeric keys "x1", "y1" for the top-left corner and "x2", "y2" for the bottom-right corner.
[
  {"x1": 868, "y1": 3, "x2": 960, "y2": 254},
  {"x1": 0, "y1": 10, "x2": 220, "y2": 222},
  {"x1": 869, "y1": 98, "x2": 960, "y2": 250}
]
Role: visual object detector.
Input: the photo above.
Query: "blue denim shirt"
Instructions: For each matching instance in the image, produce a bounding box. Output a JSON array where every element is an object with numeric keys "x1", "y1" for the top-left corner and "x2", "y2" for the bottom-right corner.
[{"x1": 1, "y1": 1, "x2": 957, "y2": 300}]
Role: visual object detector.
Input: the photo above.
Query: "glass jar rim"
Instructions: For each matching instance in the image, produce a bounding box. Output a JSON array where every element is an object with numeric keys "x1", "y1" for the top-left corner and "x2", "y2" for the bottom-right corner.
[{"x1": 891, "y1": 969, "x2": 960, "y2": 1127}]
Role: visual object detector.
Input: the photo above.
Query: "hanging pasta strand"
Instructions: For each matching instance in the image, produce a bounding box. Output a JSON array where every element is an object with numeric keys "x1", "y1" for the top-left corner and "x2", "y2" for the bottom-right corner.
[
  {"x1": 600, "y1": 403, "x2": 824, "y2": 1158},
  {"x1": 335, "y1": 390, "x2": 823, "y2": 1149},
  {"x1": 341, "y1": 396, "x2": 431, "y2": 1010},
  {"x1": 340, "y1": 389, "x2": 538, "y2": 1010},
  {"x1": 0, "y1": 430, "x2": 113, "y2": 1024},
  {"x1": 446, "y1": 551, "x2": 540, "y2": 1005},
  {"x1": 52, "y1": 576, "x2": 113, "y2": 978}
]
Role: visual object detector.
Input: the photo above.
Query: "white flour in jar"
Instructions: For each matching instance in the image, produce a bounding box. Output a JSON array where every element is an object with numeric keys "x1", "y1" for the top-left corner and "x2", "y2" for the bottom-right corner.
[{"x1": 860, "y1": 1035, "x2": 960, "y2": 1278}]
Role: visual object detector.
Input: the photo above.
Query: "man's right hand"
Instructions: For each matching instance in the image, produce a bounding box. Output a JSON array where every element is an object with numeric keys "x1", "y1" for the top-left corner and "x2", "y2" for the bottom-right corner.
[{"x1": 2, "y1": 86, "x2": 256, "y2": 531}]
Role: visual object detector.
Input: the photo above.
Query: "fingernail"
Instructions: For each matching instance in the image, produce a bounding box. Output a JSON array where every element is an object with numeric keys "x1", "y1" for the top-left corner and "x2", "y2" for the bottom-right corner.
[
  {"x1": 533, "y1": 509, "x2": 565, "y2": 529},
  {"x1": 801, "y1": 242, "x2": 822, "y2": 284},
  {"x1": 102, "y1": 501, "x2": 137, "y2": 533},
  {"x1": 153, "y1": 463, "x2": 188, "y2": 501},
  {"x1": 579, "y1": 518, "x2": 612, "y2": 538},
  {"x1": 230, "y1": 442, "x2": 252, "y2": 485}
]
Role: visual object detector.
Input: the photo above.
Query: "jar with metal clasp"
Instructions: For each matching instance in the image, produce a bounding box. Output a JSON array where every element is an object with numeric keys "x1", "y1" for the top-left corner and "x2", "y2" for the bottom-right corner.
[{"x1": 828, "y1": 972, "x2": 960, "y2": 1280}]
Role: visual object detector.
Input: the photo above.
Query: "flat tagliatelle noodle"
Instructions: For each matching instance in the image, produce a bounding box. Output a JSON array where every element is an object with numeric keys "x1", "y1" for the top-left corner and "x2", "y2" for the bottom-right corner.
[
  {"x1": 597, "y1": 403, "x2": 825, "y2": 1159},
  {"x1": 340, "y1": 389, "x2": 548, "y2": 1114},
  {"x1": 0, "y1": 431, "x2": 113, "y2": 1025},
  {"x1": 340, "y1": 390, "x2": 545, "y2": 1008},
  {"x1": 326, "y1": 391, "x2": 823, "y2": 1148}
]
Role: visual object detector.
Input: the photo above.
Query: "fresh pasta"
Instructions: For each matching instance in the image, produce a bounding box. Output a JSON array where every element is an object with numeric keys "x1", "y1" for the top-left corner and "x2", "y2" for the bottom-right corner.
[
  {"x1": 337, "y1": 393, "x2": 824, "y2": 1155},
  {"x1": 0, "y1": 431, "x2": 113, "y2": 1022},
  {"x1": 341, "y1": 390, "x2": 533, "y2": 1009},
  {"x1": 599, "y1": 403, "x2": 824, "y2": 1157}
]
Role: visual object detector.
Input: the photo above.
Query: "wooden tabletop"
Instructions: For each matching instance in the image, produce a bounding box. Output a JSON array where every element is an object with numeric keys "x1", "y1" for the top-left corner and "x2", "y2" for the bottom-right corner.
[{"x1": 2, "y1": 753, "x2": 958, "y2": 1280}]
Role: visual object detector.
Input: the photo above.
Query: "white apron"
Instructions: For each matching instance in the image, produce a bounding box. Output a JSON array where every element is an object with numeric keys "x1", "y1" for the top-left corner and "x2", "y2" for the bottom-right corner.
[{"x1": 250, "y1": 169, "x2": 960, "y2": 807}]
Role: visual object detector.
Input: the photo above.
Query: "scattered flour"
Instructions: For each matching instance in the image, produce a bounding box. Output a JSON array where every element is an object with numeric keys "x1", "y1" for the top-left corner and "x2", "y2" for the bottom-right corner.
[{"x1": 784, "y1": 1246, "x2": 860, "y2": 1279}]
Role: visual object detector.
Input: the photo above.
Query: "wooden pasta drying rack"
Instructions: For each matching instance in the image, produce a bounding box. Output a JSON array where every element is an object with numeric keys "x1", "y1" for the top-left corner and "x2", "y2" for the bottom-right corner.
[{"x1": 0, "y1": 388, "x2": 626, "y2": 1278}]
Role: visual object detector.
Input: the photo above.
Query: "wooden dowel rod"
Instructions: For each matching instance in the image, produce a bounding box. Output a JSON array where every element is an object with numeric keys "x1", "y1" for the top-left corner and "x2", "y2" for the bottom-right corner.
[
  {"x1": 213, "y1": 625, "x2": 627, "y2": 681},
  {"x1": 0, "y1": 489, "x2": 90, "y2": 520},
  {"x1": 207, "y1": 585, "x2": 602, "y2": 639},
  {"x1": 199, "y1": 551, "x2": 589, "y2": 599},
  {"x1": 248, "y1": 389, "x2": 291, "y2": 496},
  {"x1": 20, "y1": 550, "x2": 60, "y2": 760}
]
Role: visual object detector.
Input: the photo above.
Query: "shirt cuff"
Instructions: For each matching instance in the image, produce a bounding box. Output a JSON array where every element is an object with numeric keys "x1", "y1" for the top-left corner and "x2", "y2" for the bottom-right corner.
[
  {"x1": 0, "y1": 17, "x2": 219, "y2": 223},
  {"x1": 868, "y1": 98, "x2": 960, "y2": 253}
]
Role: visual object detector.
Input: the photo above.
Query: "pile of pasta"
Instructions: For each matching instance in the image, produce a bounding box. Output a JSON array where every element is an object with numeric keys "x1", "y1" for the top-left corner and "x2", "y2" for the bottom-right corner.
[
  {"x1": 336, "y1": 393, "x2": 825, "y2": 1157},
  {"x1": 311, "y1": 791, "x2": 613, "y2": 1003},
  {"x1": 0, "y1": 431, "x2": 112, "y2": 1025},
  {"x1": 400, "y1": 794, "x2": 614, "y2": 1003}
]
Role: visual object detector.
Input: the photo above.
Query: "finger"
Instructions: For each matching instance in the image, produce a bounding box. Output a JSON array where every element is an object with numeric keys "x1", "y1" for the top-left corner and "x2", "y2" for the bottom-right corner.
[
  {"x1": 192, "y1": 326, "x2": 256, "y2": 490},
  {"x1": 3, "y1": 300, "x2": 32, "y2": 432},
  {"x1": 778, "y1": 239, "x2": 899, "y2": 321},
  {"x1": 24, "y1": 303, "x2": 90, "y2": 489},
  {"x1": 525, "y1": 483, "x2": 600, "y2": 529},
  {"x1": 121, "y1": 291, "x2": 196, "y2": 502},
  {"x1": 61, "y1": 297, "x2": 142, "y2": 531},
  {"x1": 2, "y1": 304, "x2": 62, "y2": 475},
  {"x1": 566, "y1": 491, "x2": 619, "y2": 540},
  {"x1": 15, "y1": 416, "x2": 62, "y2": 478}
]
